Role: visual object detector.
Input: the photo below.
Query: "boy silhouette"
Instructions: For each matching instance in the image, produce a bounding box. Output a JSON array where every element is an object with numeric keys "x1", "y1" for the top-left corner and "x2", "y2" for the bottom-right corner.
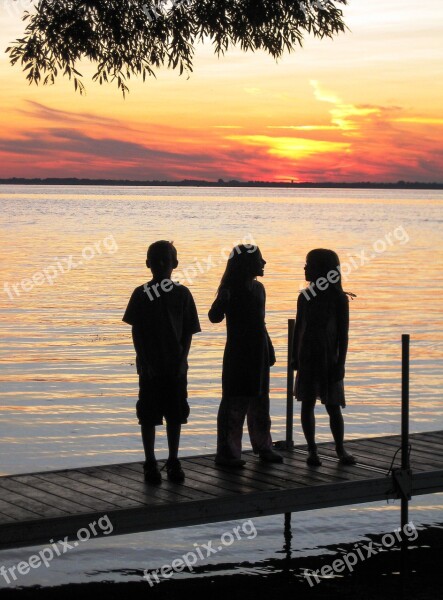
[{"x1": 123, "y1": 241, "x2": 200, "y2": 483}]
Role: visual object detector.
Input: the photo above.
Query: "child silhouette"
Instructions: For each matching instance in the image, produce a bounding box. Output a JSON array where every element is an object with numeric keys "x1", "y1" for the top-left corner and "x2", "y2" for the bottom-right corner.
[
  {"x1": 292, "y1": 248, "x2": 355, "y2": 466},
  {"x1": 123, "y1": 241, "x2": 201, "y2": 483},
  {"x1": 209, "y1": 244, "x2": 282, "y2": 467}
]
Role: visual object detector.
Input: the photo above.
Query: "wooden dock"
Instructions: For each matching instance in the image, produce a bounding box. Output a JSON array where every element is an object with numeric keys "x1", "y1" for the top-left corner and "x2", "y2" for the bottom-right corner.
[{"x1": 0, "y1": 431, "x2": 442, "y2": 550}]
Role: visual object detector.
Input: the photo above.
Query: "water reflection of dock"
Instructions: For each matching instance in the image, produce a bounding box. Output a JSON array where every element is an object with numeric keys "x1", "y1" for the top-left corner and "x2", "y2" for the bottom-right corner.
[{"x1": 0, "y1": 431, "x2": 442, "y2": 550}]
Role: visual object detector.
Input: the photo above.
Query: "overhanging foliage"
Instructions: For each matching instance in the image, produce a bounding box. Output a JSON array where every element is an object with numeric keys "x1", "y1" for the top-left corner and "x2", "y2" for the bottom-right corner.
[{"x1": 7, "y1": 0, "x2": 348, "y2": 95}]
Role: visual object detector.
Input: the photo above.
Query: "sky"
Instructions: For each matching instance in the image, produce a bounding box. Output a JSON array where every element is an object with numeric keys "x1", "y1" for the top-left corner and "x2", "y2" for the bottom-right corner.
[{"x1": 0, "y1": 0, "x2": 442, "y2": 182}]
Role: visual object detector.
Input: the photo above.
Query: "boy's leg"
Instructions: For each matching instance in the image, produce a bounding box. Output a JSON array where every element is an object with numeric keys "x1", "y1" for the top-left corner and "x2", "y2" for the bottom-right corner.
[
  {"x1": 141, "y1": 424, "x2": 156, "y2": 462},
  {"x1": 165, "y1": 421, "x2": 185, "y2": 482},
  {"x1": 166, "y1": 422, "x2": 181, "y2": 461},
  {"x1": 141, "y1": 424, "x2": 162, "y2": 483}
]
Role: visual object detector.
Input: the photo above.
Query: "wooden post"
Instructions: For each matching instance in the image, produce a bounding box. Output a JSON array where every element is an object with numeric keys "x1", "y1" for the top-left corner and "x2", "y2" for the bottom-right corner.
[
  {"x1": 286, "y1": 319, "x2": 295, "y2": 448},
  {"x1": 401, "y1": 334, "x2": 410, "y2": 594},
  {"x1": 401, "y1": 334, "x2": 410, "y2": 524},
  {"x1": 284, "y1": 319, "x2": 296, "y2": 534}
]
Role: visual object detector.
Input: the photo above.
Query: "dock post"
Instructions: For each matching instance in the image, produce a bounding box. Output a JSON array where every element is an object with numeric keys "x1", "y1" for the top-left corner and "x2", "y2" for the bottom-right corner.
[
  {"x1": 286, "y1": 319, "x2": 295, "y2": 449},
  {"x1": 400, "y1": 334, "x2": 411, "y2": 596},
  {"x1": 401, "y1": 334, "x2": 410, "y2": 527},
  {"x1": 283, "y1": 319, "x2": 295, "y2": 536}
]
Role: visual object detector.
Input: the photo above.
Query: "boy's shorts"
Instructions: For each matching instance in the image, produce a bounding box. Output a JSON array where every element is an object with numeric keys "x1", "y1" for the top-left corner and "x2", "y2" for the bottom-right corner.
[{"x1": 136, "y1": 374, "x2": 190, "y2": 426}]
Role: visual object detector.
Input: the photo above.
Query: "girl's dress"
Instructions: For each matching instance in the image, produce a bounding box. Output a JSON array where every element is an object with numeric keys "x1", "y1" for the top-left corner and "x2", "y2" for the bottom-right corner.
[
  {"x1": 209, "y1": 280, "x2": 275, "y2": 459},
  {"x1": 292, "y1": 286, "x2": 349, "y2": 407}
]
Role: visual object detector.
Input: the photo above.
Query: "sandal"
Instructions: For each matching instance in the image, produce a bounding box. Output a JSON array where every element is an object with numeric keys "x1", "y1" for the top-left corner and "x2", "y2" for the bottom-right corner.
[
  {"x1": 338, "y1": 452, "x2": 356, "y2": 465},
  {"x1": 306, "y1": 450, "x2": 322, "y2": 466}
]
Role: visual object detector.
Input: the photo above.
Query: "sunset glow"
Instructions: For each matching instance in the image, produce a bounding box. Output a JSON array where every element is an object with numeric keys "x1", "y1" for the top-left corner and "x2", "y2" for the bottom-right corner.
[{"x1": 0, "y1": 0, "x2": 442, "y2": 182}]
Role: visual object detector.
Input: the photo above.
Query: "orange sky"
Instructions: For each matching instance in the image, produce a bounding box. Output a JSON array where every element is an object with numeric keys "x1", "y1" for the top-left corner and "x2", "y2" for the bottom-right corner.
[{"x1": 0, "y1": 0, "x2": 442, "y2": 182}]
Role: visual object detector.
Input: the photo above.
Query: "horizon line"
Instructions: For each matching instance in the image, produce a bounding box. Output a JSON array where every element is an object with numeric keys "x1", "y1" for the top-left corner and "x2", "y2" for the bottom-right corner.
[{"x1": 1, "y1": 177, "x2": 442, "y2": 190}]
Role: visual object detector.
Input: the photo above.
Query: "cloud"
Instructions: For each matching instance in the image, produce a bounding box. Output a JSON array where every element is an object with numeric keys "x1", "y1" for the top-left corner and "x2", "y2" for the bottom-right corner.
[
  {"x1": 267, "y1": 126, "x2": 339, "y2": 131},
  {"x1": 1, "y1": 92, "x2": 442, "y2": 182},
  {"x1": 227, "y1": 134, "x2": 350, "y2": 160},
  {"x1": 21, "y1": 101, "x2": 121, "y2": 128},
  {"x1": 393, "y1": 117, "x2": 443, "y2": 126},
  {"x1": 211, "y1": 125, "x2": 244, "y2": 129},
  {"x1": 219, "y1": 82, "x2": 443, "y2": 181},
  {"x1": 310, "y1": 80, "x2": 390, "y2": 132},
  {"x1": 310, "y1": 80, "x2": 342, "y2": 105}
]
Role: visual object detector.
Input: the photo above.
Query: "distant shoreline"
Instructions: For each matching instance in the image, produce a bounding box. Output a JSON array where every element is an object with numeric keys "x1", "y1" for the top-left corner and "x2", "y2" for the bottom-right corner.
[{"x1": 1, "y1": 178, "x2": 442, "y2": 190}]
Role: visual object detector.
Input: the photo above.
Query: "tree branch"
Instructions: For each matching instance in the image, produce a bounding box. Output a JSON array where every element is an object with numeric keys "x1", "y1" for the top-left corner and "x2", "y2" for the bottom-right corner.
[{"x1": 6, "y1": 0, "x2": 348, "y2": 96}]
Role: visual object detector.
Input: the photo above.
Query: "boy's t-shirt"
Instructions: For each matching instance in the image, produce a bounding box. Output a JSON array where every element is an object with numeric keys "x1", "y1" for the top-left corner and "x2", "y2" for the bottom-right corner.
[{"x1": 123, "y1": 281, "x2": 201, "y2": 378}]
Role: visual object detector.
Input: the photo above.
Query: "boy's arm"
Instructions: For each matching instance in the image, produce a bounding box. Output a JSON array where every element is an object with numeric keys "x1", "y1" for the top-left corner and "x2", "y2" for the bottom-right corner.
[
  {"x1": 123, "y1": 288, "x2": 152, "y2": 377},
  {"x1": 178, "y1": 333, "x2": 193, "y2": 376},
  {"x1": 179, "y1": 289, "x2": 201, "y2": 376},
  {"x1": 131, "y1": 324, "x2": 154, "y2": 377}
]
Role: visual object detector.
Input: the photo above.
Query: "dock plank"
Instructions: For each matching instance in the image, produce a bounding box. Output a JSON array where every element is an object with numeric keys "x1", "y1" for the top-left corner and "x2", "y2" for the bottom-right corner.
[
  {"x1": 0, "y1": 431, "x2": 442, "y2": 551},
  {"x1": 125, "y1": 461, "x2": 269, "y2": 495},
  {"x1": 11, "y1": 474, "x2": 126, "y2": 513},
  {"x1": 6, "y1": 476, "x2": 97, "y2": 515},
  {"x1": 0, "y1": 498, "x2": 40, "y2": 522},
  {"x1": 99, "y1": 464, "x2": 217, "y2": 501},
  {"x1": 0, "y1": 482, "x2": 68, "y2": 519},
  {"x1": 33, "y1": 471, "x2": 136, "y2": 510},
  {"x1": 344, "y1": 438, "x2": 443, "y2": 470}
]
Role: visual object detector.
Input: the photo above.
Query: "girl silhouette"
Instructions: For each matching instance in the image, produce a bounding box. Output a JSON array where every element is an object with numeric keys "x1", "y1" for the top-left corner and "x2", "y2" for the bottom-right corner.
[
  {"x1": 292, "y1": 248, "x2": 355, "y2": 466},
  {"x1": 209, "y1": 245, "x2": 282, "y2": 467}
]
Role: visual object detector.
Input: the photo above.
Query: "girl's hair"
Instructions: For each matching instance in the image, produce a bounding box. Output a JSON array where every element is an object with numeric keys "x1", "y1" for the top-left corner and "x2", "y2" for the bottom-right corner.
[
  {"x1": 217, "y1": 245, "x2": 260, "y2": 293},
  {"x1": 305, "y1": 248, "x2": 356, "y2": 298}
]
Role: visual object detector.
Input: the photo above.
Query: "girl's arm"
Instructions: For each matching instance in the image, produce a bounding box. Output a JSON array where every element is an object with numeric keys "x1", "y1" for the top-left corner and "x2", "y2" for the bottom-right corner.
[
  {"x1": 266, "y1": 329, "x2": 276, "y2": 366},
  {"x1": 291, "y1": 293, "x2": 304, "y2": 370},
  {"x1": 334, "y1": 294, "x2": 349, "y2": 380},
  {"x1": 208, "y1": 288, "x2": 229, "y2": 323},
  {"x1": 261, "y1": 283, "x2": 276, "y2": 366}
]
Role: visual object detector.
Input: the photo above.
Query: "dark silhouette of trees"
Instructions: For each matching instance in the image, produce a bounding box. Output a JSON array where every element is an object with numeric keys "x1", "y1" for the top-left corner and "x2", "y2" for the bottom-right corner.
[{"x1": 7, "y1": 1, "x2": 347, "y2": 95}]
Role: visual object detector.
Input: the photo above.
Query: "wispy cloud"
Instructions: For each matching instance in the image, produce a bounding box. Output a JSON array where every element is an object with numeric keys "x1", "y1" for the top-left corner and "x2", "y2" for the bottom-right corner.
[
  {"x1": 267, "y1": 125, "x2": 339, "y2": 131},
  {"x1": 222, "y1": 82, "x2": 443, "y2": 181},
  {"x1": 0, "y1": 90, "x2": 442, "y2": 182},
  {"x1": 211, "y1": 125, "x2": 244, "y2": 130}
]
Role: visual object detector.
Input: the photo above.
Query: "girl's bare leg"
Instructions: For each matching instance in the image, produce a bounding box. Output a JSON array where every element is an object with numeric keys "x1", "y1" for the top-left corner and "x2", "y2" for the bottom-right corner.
[
  {"x1": 301, "y1": 398, "x2": 317, "y2": 450},
  {"x1": 326, "y1": 404, "x2": 355, "y2": 464},
  {"x1": 301, "y1": 399, "x2": 322, "y2": 465}
]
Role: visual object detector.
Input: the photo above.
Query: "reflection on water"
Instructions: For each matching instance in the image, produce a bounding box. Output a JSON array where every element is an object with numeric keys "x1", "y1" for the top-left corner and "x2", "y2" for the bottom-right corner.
[
  {"x1": 0, "y1": 186, "x2": 441, "y2": 588},
  {"x1": 1, "y1": 186, "x2": 441, "y2": 473}
]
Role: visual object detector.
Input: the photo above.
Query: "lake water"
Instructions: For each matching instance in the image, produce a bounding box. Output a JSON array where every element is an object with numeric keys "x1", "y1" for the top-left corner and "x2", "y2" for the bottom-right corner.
[{"x1": 0, "y1": 185, "x2": 442, "y2": 590}]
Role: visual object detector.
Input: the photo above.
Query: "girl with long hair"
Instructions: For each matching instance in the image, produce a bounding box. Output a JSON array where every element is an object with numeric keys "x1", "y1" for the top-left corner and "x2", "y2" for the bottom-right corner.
[
  {"x1": 208, "y1": 245, "x2": 282, "y2": 467},
  {"x1": 292, "y1": 248, "x2": 356, "y2": 466}
]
